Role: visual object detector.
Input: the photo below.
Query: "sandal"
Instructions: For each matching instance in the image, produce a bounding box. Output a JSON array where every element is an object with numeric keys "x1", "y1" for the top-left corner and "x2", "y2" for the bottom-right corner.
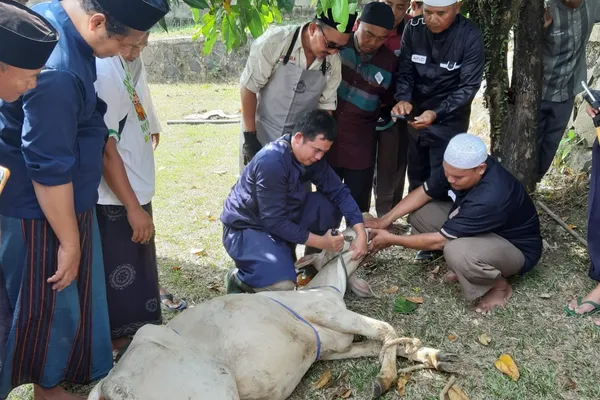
[
  {"x1": 564, "y1": 296, "x2": 600, "y2": 317},
  {"x1": 160, "y1": 292, "x2": 187, "y2": 311}
]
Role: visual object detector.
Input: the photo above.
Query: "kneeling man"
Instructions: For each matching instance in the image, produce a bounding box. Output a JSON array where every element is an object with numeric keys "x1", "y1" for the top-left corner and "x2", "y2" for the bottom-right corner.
[
  {"x1": 367, "y1": 133, "x2": 542, "y2": 313},
  {"x1": 221, "y1": 110, "x2": 367, "y2": 293}
]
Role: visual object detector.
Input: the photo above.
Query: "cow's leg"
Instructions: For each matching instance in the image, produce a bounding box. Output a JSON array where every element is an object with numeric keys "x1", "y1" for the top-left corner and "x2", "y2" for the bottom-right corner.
[
  {"x1": 310, "y1": 310, "x2": 398, "y2": 398},
  {"x1": 320, "y1": 340, "x2": 459, "y2": 373}
]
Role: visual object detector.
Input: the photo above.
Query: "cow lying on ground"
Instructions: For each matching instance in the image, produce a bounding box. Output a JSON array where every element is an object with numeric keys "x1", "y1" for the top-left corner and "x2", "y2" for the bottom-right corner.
[{"x1": 88, "y1": 228, "x2": 458, "y2": 400}]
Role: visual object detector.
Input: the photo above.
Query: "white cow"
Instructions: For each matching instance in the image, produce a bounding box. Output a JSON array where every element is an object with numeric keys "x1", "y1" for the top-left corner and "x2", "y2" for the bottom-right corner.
[{"x1": 88, "y1": 228, "x2": 457, "y2": 400}]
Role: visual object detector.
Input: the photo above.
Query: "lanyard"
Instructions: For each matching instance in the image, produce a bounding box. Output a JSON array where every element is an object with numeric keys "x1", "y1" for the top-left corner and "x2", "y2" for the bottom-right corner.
[{"x1": 119, "y1": 56, "x2": 150, "y2": 143}]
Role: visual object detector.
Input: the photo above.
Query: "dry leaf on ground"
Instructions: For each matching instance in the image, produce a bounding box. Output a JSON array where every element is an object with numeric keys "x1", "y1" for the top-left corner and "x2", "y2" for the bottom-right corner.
[
  {"x1": 312, "y1": 369, "x2": 331, "y2": 390},
  {"x1": 335, "y1": 388, "x2": 352, "y2": 398},
  {"x1": 494, "y1": 353, "x2": 520, "y2": 381},
  {"x1": 539, "y1": 293, "x2": 552, "y2": 299},
  {"x1": 397, "y1": 373, "x2": 410, "y2": 396},
  {"x1": 567, "y1": 224, "x2": 577, "y2": 230},
  {"x1": 565, "y1": 377, "x2": 577, "y2": 390},
  {"x1": 171, "y1": 265, "x2": 181, "y2": 271},
  {"x1": 448, "y1": 384, "x2": 470, "y2": 400},
  {"x1": 447, "y1": 334, "x2": 458, "y2": 342},
  {"x1": 478, "y1": 333, "x2": 491, "y2": 346},
  {"x1": 431, "y1": 266, "x2": 441, "y2": 274},
  {"x1": 406, "y1": 297, "x2": 424, "y2": 304},
  {"x1": 190, "y1": 248, "x2": 206, "y2": 256},
  {"x1": 383, "y1": 285, "x2": 399, "y2": 294}
]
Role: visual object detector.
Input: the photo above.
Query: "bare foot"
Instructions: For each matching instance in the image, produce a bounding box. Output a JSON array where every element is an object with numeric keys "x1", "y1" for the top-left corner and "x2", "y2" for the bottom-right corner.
[
  {"x1": 160, "y1": 287, "x2": 186, "y2": 311},
  {"x1": 34, "y1": 385, "x2": 85, "y2": 400},
  {"x1": 475, "y1": 279, "x2": 513, "y2": 315},
  {"x1": 443, "y1": 271, "x2": 458, "y2": 283},
  {"x1": 112, "y1": 336, "x2": 131, "y2": 360},
  {"x1": 567, "y1": 283, "x2": 600, "y2": 315}
]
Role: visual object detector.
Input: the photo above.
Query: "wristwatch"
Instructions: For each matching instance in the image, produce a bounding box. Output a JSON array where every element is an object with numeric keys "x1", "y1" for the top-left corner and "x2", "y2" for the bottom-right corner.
[{"x1": 243, "y1": 130, "x2": 257, "y2": 135}]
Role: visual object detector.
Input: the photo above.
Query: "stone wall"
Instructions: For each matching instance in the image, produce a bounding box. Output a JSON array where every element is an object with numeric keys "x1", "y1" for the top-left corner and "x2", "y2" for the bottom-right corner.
[{"x1": 144, "y1": 36, "x2": 251, "y2": 84}]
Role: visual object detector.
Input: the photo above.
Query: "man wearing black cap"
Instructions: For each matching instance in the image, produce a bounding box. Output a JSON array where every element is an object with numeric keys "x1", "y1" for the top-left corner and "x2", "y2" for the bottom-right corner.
[
  {"x1": 238, "y1": 9, "x2": 358, "y2": 171},
  {"x1": 0, "y1": 0, "x2": 168, "y2": 399},
  {"x1": 0, "y1": 0, "x2": 59, "y2": 102},
  {"x1": 327, "y1": 1, "x2": 398, "y2": 212}
]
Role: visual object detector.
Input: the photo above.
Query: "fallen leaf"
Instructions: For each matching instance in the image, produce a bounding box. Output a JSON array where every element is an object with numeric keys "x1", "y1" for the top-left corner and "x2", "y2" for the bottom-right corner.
[
  {"x1": 447, "y1": 334, "x2": 458, "y2": 342},
  {"x1": 567, "y1": 224, "x2": 577, "y2": 230},
  {"x1": 406, "y1": 297, "x2": 424, "y2": 304},
  {"x1": 213, "y1": 170, "x2": 227, "y2": 175},
  {"x1": 336, "y1": 388, "x2": 352, "y2": 398},
  {"x1": 478, "y1": 333, "x2": 491, "y2": 346},
  {"x1": 448, "y1": 383, "x2": 470, "y2": 400},
  {"x1": 190, "y1": 248, "x2": 207, "y2": 256},
  {"x1": 383, "y1": 285, "x2": 399, "y2": 294},
  {"x1": 207, "y1": 216, "x2": 216, "y2": 222},
  {"x1": 312, "y1": 369, "x2": 331, "y2": 390},
  {"x1": 396, "y1": 374, "x2": 410, "y2": 396},
  {"x1": 394, "y1": 297, "x2": 418, "y2": 314},
  {"x1": 565, "y1": 377, "x2": 577, "y2": 390},
  {"x1": 171, "y1": 265, "x2": 181, "y2": 272},
  {"x1": 431, "y1": 266, "x2": 441, "y2": 274},
  {"x1": 158, "y1": 166, "x2": 166, "y2": 172},
  {"x1": 494, "y1": 353, "x2": 520, "y2": 381},
  {"x1": 207, "y1": 282, "x2": 224, "y2": 292},
  {"x1": 539, "y1": 293, "x2": 552, "y2": 299}
]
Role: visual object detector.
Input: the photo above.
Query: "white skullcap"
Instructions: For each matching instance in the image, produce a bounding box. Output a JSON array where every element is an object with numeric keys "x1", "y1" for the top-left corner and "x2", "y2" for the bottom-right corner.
[
  {"x1": 443, "y1": 133, "x2": 488, "y2": 169},
  {"x1": 423, "y1": 0, "x2": 457, "y2": 6}
]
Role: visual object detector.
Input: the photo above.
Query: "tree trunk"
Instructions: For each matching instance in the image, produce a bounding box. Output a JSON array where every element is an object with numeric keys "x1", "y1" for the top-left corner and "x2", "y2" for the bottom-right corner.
[{"x1": 499, "y1": 0, "x2": 544, "y2": 191}]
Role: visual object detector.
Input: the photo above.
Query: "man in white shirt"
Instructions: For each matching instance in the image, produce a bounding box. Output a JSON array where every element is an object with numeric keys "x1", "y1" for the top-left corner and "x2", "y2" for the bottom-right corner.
[
  {"x1": 95, "y1": 32, "x2": 185, "y2": 355},
  {"x1": 239, "y1": 9, "x2": 358, "y2": 170}
]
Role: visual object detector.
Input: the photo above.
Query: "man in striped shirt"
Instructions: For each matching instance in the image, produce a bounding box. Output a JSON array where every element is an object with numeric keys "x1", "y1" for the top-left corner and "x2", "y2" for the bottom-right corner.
[
  {"x1": 328, "y1": 1, "x2": 398, "y2": 212},
  {"x1": 536, "y1": 0, "x2": 600, "y2": 182}
]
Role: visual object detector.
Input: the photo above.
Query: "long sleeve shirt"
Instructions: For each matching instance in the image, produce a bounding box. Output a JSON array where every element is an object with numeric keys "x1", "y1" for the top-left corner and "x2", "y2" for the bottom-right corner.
[{"x1": 221, "y1": 135, "x2": 363, "y2": 244}]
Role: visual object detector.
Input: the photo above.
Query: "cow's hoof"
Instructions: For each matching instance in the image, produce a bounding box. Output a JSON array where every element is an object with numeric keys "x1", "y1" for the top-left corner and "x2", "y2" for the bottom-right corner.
[
  {"x1": 371, "y1": 380, "x2": 383, "y2": 399},
  {"x1": 436, "y1": 351, "x2": 460, "y2": 372}
]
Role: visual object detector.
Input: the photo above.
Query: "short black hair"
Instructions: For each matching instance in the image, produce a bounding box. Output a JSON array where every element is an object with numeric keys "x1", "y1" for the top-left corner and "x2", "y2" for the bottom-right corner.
[
  {"x1": 294, "y1": 109, "x2": 337, "y2": 142},
  {"x1": 80, "y1": 0, "x2": 130, "y2": 37}
]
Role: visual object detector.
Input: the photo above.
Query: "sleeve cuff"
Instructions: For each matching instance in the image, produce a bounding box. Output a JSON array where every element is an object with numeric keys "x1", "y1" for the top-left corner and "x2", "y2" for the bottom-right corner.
[
  {"x1": 108, "y1": 129, "x2": 121, "y2": 142},
  {"x1": 240, "y1": 78, "x2": 261, "y2": 94},
  {"x1": 439, "y1": 227, "x2": 458, "y2": 240},
  {"x1": 29, "y1": 172, "x2": 73, "y2": 187}
]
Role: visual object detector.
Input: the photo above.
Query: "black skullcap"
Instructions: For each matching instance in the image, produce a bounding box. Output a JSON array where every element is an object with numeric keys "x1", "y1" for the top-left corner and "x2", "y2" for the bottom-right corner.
[
  {"x1": 316, "y1": 8, "x2": 358, "y2": 34},
  {"x1": 0, "y1": 0, "x2": 59, "y2": 70},
  {"x1": 359, "y1": 2, "x2": 395, "y2": 30},
  {"x1": 96, "y1": 0, "x2": 170, "y2": 32}
]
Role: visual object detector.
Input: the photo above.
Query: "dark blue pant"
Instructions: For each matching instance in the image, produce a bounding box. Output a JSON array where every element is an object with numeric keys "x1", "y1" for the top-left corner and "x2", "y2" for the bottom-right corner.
[
  {"x1": 222, "y1": 192, "x2": 342, "y2": 288},
  {"x1": 406, "y1": 128, "x2": 450, "y2": 192},
  {"x1": 588, "y1": 139, "x2": 600, "y2": 282}
]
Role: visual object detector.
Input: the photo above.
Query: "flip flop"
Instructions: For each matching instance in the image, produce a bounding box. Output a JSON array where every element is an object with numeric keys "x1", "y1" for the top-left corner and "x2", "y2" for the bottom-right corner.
[
  {"x1": 564, "y1": 296, "x2": 600, "y2": 317},
  {"x1": 160, "y1": 293, "x2": 187, "y2": 311}
]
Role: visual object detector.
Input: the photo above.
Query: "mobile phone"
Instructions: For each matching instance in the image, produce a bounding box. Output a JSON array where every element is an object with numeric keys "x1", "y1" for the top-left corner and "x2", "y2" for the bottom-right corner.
[
  {"x1": 390, "y1": 113, "x2": 414, "y2": 122},
  {"x1": 0, "y1": 166, "x2": 10, "y2": 195}
]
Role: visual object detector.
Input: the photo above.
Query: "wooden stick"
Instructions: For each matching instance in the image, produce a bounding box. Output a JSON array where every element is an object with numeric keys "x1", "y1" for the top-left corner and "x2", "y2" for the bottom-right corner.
[
  {"x1": 439, "y1": 375, "x2": 456, "y2": 400},
  {"x1": 398, "y1": 364, "x2": 429, "y2": 374},
  {"x1": 166, "y1": 119, "x2": 241, "y2": 125},
  {"x1": 536, "y1": 200, "x2": 587, "y2": 248}
]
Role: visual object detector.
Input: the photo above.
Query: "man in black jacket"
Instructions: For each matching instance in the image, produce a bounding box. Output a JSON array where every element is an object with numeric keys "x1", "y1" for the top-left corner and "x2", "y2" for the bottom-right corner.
[{"x1": 392, "y1": 0, "x2": 485, "y2": 200}]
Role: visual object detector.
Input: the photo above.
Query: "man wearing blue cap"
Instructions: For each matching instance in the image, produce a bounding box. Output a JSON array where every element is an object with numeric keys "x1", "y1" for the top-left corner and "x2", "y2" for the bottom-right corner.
[
  {"x1": 0, "y1": 0, "x2": 169, "y2": 398},
  {"x1": 366, "y1": 134, "x2": 542, "y2": 314}
]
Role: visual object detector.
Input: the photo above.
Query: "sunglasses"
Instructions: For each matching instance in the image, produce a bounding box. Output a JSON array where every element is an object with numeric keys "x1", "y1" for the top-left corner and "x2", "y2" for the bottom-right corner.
[{"x1": 316, "y1": 25, "x2": 346, "y2": 51}]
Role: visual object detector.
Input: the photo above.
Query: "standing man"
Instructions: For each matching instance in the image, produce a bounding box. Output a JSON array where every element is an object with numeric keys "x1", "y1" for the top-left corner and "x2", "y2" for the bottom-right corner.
[
  {"x1": 536, "y1": 0, "x2": 600, "y2": 182},
  {"x1": 0, "y1": 0, "x2": 59, "y2": 102},
  {"x1": 222, "y1": 110, "x2": 367, "y2": 294},
  {"x1": 374, "y1": 0, "x2": 412, "y2": 217},
  {"x1": 410, "y1": 0, "x2": 424, "y2": 16},
  {"x1": 239, "y1": 9, "x2": 357, "y2": 170},
  {"x1": 327, "y1": 2, "x2": 397, "y2": 212},
  {"x1": 392, "y1": 0, "x2": 485, "y2": 195},
  {"x1": 0, "y1": 0, "x2": 169, "y2": 399}
]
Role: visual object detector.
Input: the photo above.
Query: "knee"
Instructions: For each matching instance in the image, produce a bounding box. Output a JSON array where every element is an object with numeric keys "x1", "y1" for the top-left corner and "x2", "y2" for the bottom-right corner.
[{"x1": 443, "y1": 240, "x2": 469, "y2": 273}]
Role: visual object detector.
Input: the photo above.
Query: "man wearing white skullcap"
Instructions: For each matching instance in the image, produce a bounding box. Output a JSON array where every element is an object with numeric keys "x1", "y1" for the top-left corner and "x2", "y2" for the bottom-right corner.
[
  {"x1": 392, "y1": 0, "x2": 485, "y2": 203},
  {"x1": 366, "y1": 134, "x2": 542, "y2": 314}
]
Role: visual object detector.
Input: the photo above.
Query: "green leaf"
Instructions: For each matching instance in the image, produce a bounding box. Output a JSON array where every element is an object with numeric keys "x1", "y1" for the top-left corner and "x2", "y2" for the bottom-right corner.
[
  {"x1": 277, "y1": 0, "x2": 295, "y2": 13},
  {"x1": 272, "y1": 5, "x2": 282, "y2": 23},
  {"x1": 393, "y1": 297, "x2": 418, "y2": 314},
  {"x1": 221, "y1": 13, "x2": 240, "y2": 52},
  {"x1": 201, "y1": 12, "x2": 216, "y2": 36},
  {"x1": 191, "y1": 8, "x2": 202, "y2": 23},
  {"x1": 248, "y1": 7, "x2": 264, "y2": 37},
  {"x1": 332, "y1": 0, "x2": 349, "y2": 32},
  {"x1": 157, "y1": 16, "x2": 168, "y2": 33},
  {"x1": 182, "y1": 0, "x2": 210, "y2": 9}
]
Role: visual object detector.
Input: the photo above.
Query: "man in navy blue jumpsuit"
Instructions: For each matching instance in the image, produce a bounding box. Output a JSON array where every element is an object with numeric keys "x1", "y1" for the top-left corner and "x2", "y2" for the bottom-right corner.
[{"x1": 221, "y1": 110, "x2": 368, "y2": 293}]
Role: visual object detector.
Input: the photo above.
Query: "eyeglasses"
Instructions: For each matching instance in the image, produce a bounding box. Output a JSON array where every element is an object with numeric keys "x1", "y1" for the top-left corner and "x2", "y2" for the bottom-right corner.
[{"x1": 316, "y1": 25, "x2": 346, "y2": 51}]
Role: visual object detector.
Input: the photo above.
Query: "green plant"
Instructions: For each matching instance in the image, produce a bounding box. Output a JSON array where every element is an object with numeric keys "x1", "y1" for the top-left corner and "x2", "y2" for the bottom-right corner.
[{"x1": 553, "y1": 128, "x2": 582, "y2": 173}]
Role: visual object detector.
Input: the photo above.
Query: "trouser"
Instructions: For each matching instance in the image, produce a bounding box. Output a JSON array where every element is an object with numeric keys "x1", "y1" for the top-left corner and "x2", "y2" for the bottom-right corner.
[
  {"x1": 536, "y1": 97, "x2": 575, "y2": 182},
  {"x1": 407, "y1": 128, "x2": 449, "y2": 191},
  {"x1": 223, "y1": 192, "x2": 342, "y2": 289},
  {"x1": 408, "y1": 201, "x2": 525, "y2": 301},
  {"x1": 374, "y1": 121, "x2": 409, "y2": 217},
  {"x1": 587, "y1": 140, "x2": 600, "y2": 282},
  {"x1": 332, "y1": 166, "x2": 375, "y2": 212}
]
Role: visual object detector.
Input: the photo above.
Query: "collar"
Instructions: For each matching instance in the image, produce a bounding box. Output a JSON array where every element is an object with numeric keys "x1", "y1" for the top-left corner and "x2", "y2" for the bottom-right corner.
[
  {"x1": 294, "y1": 22, "x2": 311, "y2": 54},
  {"x1": 50, "y1": 0, "x2": 94, "y2": 58},
  {"x1": 279, "y1": 134, "x2": 306, "y2": 172}
]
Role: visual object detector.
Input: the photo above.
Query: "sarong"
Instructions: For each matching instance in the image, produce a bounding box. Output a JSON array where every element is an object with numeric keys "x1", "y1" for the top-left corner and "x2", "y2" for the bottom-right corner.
[
  {"x1": 96, "y1": 202, "x2": 162, "y2": 339},
  {"x1": 0, "y1": 209, "x2": 112, "y2": 397}
]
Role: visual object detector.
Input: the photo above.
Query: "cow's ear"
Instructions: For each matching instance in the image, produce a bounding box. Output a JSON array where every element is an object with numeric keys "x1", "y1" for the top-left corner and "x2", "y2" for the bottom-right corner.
[{"x1": 295, "y1": 254, "x2": 318, "y2": 268}]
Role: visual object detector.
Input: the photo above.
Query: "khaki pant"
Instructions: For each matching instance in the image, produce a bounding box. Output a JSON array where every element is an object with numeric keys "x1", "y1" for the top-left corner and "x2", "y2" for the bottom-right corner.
[{"x1": 408, "y1": 201, "x2": 525, "y2": 301}]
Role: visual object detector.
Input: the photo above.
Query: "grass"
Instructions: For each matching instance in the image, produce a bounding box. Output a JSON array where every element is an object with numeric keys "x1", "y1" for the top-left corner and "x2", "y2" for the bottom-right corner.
[{"x1": 8, "y1": 83, "x2": 600, "y2": 399}]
